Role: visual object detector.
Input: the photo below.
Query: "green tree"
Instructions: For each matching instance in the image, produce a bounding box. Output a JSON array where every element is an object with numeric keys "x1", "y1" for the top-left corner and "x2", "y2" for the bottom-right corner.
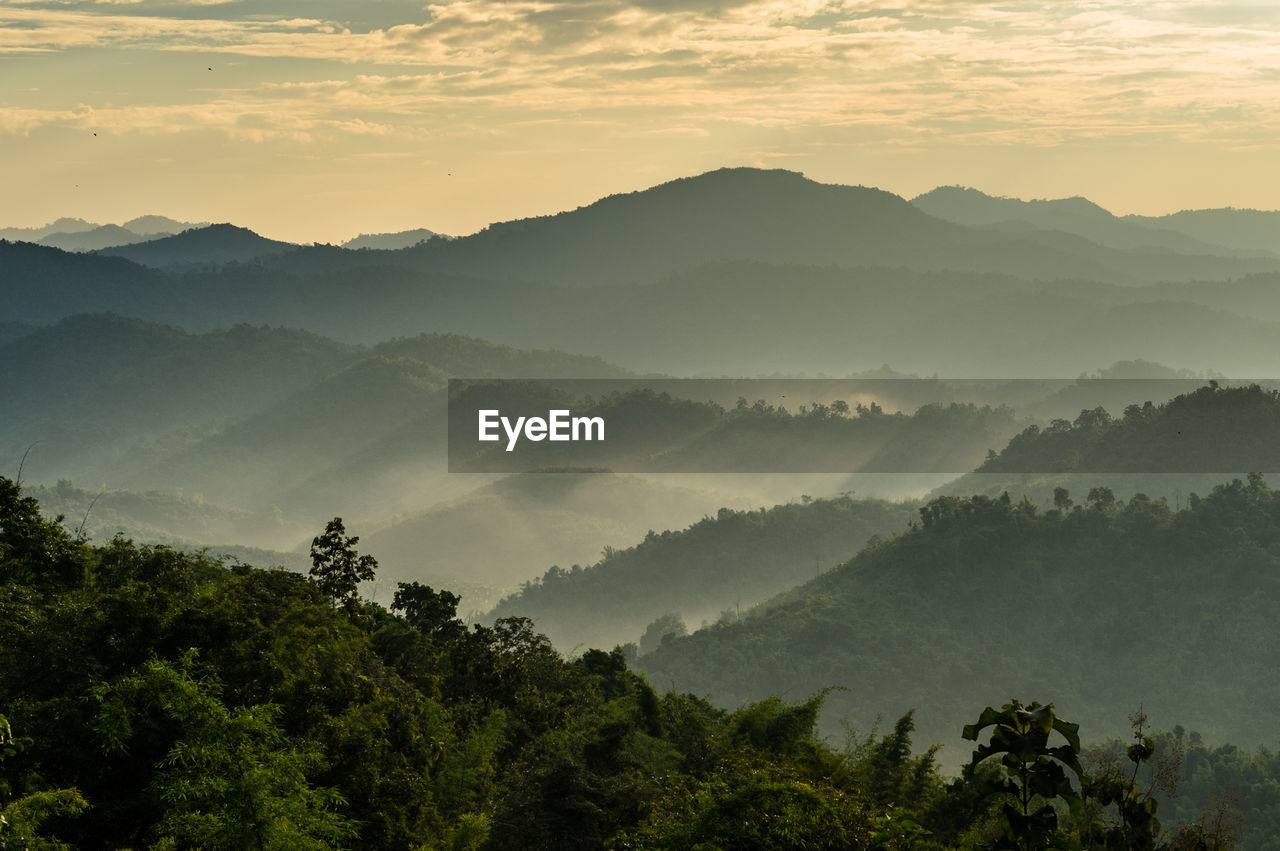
[
  {"x1": 638, "y1": 613, "x2": 687, "y2": 656},
  {"x1": 309, "y1": 517, "x2": 376, "y2": 614},
  {"x1": 94, "y1": 656, "x2": 355, "y2": 850},
  {"x1": 0, "y1": 712, "x2": 88, "y2": 850},
  {"x1": 963, "y1": 700, "x2": 1083, "y2": 849},
  {"x1": 391, "y1": 581, "x2": 464, "y2": 639}
]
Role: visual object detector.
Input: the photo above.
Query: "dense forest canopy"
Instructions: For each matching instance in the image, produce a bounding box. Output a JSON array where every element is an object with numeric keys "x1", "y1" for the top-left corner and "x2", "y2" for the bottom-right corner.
[
  {"x1": 980, "y1": 383, "x2": 1280, "y2": 473},
  {"x1": 640, "y1": 473, "x2": 1280, "y2": 774},
  {"x1": 485, "y1": 495, "x2": 919, "y2": 651},
  {"x1": 2, "y1": 478, "x2": 1271, "y2": 848},
  {"x1": 9, "y1": 170, "x2": 1280, "y2": 847}
]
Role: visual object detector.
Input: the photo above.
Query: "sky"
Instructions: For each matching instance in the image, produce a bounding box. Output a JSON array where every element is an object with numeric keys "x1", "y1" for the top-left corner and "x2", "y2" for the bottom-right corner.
[{"x1": 3, "y1": 0, "x2": 1280, "y2": 243}]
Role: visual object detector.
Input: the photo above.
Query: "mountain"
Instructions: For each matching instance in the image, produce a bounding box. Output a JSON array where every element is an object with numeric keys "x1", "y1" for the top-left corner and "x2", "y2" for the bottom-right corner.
[
  {"x1": 0, "y1": 215, "x2": 206, "y2": 246},
  {"x1": 0, "y1": 242, "x2": 173, "y2": 325},
  {"x1": 371, "y1": 333, "x2": 630, "y2": 378},
  {"x1": 485, "y1": 495, "x2": 918, "y2": 651},
  {"x1": 13, "y1": 171, "x2": 1280, "y2": 288},
  {"x1": 978, "y1": 382, "x2": 1280, "y2": 474},
  {"x1": 911, "y1": 186, "x2": 1238, "y2": 254},
  {"x1": 25, "y1": 478, "x2": 301, "y2": 551},
  {"x1": 0, "y1": 314, "x2": 640, "y2": 548},
  {"x1": 0, "y1": 217, "x2": 98, "y2": 241},
  {"x1": 122, "y1": 215, "x2": 206, "y2": 234},
  {"x1": 361, "y1": 472, "x2": 755, "y2": 611},
  {"x1": 10, "y1": 239, "x2": 1280, "y2": 377},
  {"x1": 639, "y1": 475, "x2": 1280, "y2": 759},
  {"x1": 0, "y1": 315, "x2": 360, "y2": 487},
  {"x1": 342, "y1": 228, "x2": 445, "y2": 250},
  {"x1": 128, "y1": 355, "x2": 451, "y2": 519},
  {"x1": 1125, "y1": 208, "x2": 1280, "y2": 255},
  {"x1": 399, "y1": 168, "x2": 1280, "y2": 286},
  {"x1": 97, "y1": 224, "x2": 298, "y2": 268},
  {"x1": 38, "y1": 224, "x2": 158, "y2": 252}
]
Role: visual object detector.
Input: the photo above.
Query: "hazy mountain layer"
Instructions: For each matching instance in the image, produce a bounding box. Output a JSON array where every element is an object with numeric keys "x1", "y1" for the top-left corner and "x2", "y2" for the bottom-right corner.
[
  {"x1": 38, "y1": 224, "x2": 160, "y2": 252},
  {"x1": 360, "y1": 472, "x2": 766, "y2": 612},
  {"x1": 485, "y1": 495, "x2": 918, "y2": 651},
  {"x1": 639, "y1": 475, "x2": 1280, "y2": 763},
  {"x1": 911, "y1": 186, "x2": 1259, "y2": 256},
  {"x1": 342, "y1": 229, "x2": 445, "y2": 250},
  {"x1": 0, "y1": 315, "x2": 631, "y2": 535},
  {"x1": 96, "y1": 223, "x2": 299, "y2": 268},
  {"x1": 1126, "y1": 208, "x2": 1280, "y2": 255}
]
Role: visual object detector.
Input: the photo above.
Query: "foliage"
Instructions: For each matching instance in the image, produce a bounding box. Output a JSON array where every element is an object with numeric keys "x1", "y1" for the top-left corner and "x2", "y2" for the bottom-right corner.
[
  {"x1": 980, "y1": 384, "x2": 1280, "y2": 474},
  {"x1": 6, "y1": 475, "x2": 1280, "y2": 848},
  {"x1": 1081, "y1": 709, "x2": 1174, "y2": 849},
  {"x1": 0, "y1": 711, "x2": 88, "y2": 850},
  {"x1": 487, "y1": 494, "x2": 917, "y2": 650},
  {"x1": 963, "y1": 700, "x2": 1083, "y2": 849},
  {"x1": 638, "y1": 474, "x2": 1280, "y2": 759},
  {"x1": 0, "y1": 476, "x2": 944, "y2": 849},
  {"x1": 309, "y1": 517, "x2": 378, "y2": 614}
]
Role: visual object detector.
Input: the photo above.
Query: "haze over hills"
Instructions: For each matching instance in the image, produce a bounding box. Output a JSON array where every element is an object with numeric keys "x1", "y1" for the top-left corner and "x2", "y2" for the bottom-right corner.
[
  {"x1": 2, "y1": 215, "x2": 209, "y2": 251},
  {"x1": 910, "y1": 186, "x2": 1248, "y2": 255},
  {"x1": 342, "y1": 228, "x2": 447, "y2": 250},
  {"x1": 0, "y1": 315, "x2": 629, "y2": 518},
  {"x1": 0, "y1": 217, "x2": 99, "y2": 241},
  {"x1": 9, "y1": 254, "x2": 1280, "y2": 378},
  {"x1": 394, "y1": 168, "x2": 1280, "y2": 286},
  {"x1": 362, "y1": 472, "x2": 765, "y2": 611},
  {"x1": 5, "y1": 168, "x2": 1280, "y2": 377},
  {"x1": 96, "y1": 223, "x2": 298, "y2": 268},
  {"x1": 638, "y1": 471, "x2": 1280, "y2": 765},
  {"x1": 3, "y1": 316, "x2": 752, "y2": 614},
  {"x1": 485, "y1": 495, "x2": 919, "y2": 651},
  {"x1": 1125, "y1": 208, "x2": 1280, "y2": 255},
  {"x1": 38, "y1": 224, "x2": 162, "y2": 253}
]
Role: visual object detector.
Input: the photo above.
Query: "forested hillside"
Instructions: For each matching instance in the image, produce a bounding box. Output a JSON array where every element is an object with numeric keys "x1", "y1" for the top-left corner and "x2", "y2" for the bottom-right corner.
[
  {"x1": 486, "y1": 495, "x2": 918, "y2": 651},
  {"x1": 2, "y1": 478, "x2": 1263, "y2": 849},
  {"x1": 640, "y1": 474, "x2": 1280, "y2": 766},
  {"x1": 980, "y1": 383, "x2": 1280, "y2": 473},
  {"x1": 2, "y1": 317, "x2": 644, "y2": 555},
  {"x1": 362, "y1": 472, "x2": 754, "y2": 611},
  {"x1": 9, "y1": 169, "x2": 1280, "y2": 378}
]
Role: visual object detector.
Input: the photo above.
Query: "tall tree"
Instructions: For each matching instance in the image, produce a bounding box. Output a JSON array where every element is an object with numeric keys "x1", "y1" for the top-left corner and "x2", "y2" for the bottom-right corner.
[{"x1": 309, "y1": 517, "x2": 376, "y2": 615}]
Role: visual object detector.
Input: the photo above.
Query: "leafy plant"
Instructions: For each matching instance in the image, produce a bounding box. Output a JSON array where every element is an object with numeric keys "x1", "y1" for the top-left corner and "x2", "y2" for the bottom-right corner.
[
  {"x1": 963, "y1": 700, "x2": 1083, "y2": 849},
  {"x1": 309, "y1": 517, "x2": 377, "y2": 614}
]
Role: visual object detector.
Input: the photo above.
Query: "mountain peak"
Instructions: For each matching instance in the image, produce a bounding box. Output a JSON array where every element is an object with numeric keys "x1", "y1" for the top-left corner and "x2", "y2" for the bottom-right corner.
[{"x1": 96, "y1": 223, "x2": 296, "y2": 268}]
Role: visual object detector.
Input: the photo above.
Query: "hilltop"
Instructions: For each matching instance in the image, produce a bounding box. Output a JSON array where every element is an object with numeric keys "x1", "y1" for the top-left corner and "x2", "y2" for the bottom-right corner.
[{"x1": 639, "y1": 475, "x2": 1280, "y2": 758}]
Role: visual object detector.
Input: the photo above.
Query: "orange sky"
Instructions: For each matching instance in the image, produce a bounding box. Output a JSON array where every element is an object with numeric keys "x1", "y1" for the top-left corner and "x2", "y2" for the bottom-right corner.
[{"x1": 4, "y1": 0, "x2": 1280, "y2": 242}]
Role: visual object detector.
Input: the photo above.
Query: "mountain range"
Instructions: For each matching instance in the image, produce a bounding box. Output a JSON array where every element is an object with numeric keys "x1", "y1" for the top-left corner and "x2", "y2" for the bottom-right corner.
[{"x1": 8, "y1": 169, "x2": 1280, "y2": 375}]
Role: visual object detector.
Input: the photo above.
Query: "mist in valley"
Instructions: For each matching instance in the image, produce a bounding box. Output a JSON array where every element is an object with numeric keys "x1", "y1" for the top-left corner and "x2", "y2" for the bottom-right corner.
[{"x1": 9, "y1": 170, "x2": 1280, "y2": 847}]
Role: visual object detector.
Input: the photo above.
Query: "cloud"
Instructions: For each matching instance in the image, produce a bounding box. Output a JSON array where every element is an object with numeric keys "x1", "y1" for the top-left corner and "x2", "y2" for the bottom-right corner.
[{"x1": 2, "y1": 0, "x2": 1279, "y2": 154}]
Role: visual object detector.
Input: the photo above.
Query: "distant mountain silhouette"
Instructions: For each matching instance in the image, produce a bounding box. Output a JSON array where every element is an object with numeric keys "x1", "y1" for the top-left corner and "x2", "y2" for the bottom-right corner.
[
  {"x1": 122, "y1": 215, "x2": 206, "y2": 234},
  {"x1": 342, "y1": 228, "x2": 446, "y2": 250},
  {"x1": 97, "y1": 224, "x2": 297, "y2": 268},
  {"x1": 39, "y1": 224, "x2": 156, "y2": 252},
  {"x1": 0, "y1": 314, "x2": 632, "y2": 517},
  {"x1": 911, "y1": 186, "x2": 1239, "y2": 254},
  {"x1": 1124, "y1": 208, "x2": 1280, "y2": 255},
  {"x1": 4, "y1": 215, "x2": 207, "y2": 252},
  {"x1": 0, "y1": 241, "x2": 171, "y2": 323},
  {"x1": 0, "y1": 217, "x2": 98, "y2": 241},
  {"x1": 398, "y1": 168, "x2": 1280, "y2": 285}
]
